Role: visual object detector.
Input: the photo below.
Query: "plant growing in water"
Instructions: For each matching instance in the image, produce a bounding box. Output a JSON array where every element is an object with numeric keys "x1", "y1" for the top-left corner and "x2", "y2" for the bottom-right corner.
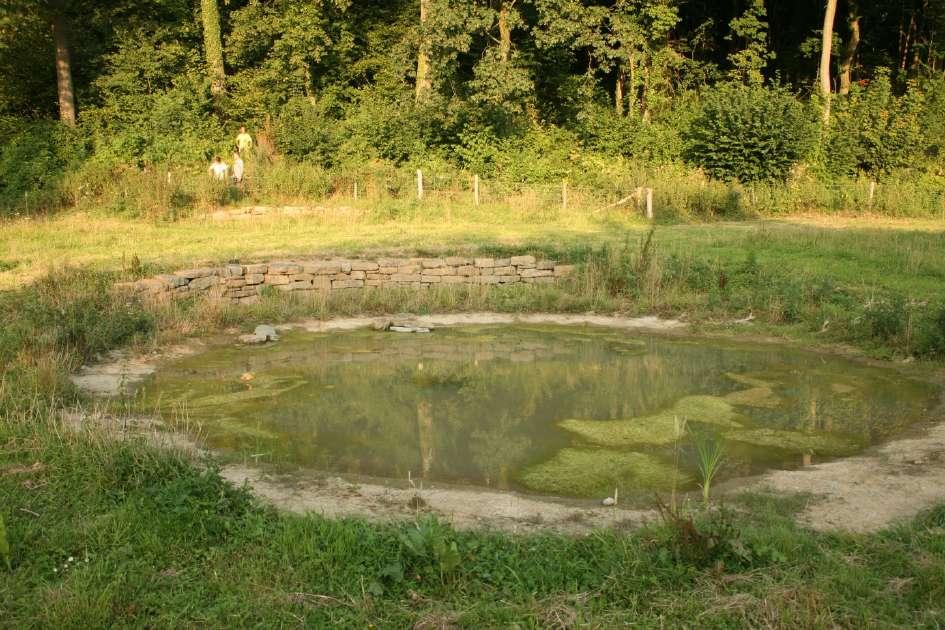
[{"x1": 693, "y1": 433, "x2": 725, "y2": 504}]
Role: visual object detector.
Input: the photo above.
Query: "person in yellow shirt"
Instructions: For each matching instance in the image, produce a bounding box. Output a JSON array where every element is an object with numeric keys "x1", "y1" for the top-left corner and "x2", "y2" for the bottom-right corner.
[{"x1": 236, "y1": 126, "x2": 253, "y2": 155}]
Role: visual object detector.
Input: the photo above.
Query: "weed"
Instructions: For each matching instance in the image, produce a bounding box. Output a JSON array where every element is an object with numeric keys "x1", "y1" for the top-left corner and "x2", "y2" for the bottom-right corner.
[{"x1": 693, "y1": 433, "x2": 726, "y2": 504}]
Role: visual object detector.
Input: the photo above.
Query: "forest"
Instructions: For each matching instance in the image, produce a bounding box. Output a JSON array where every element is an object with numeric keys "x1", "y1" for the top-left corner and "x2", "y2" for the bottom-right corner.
[{"x1": 3, "y1": 0, "x2": 945, "y2": 217}]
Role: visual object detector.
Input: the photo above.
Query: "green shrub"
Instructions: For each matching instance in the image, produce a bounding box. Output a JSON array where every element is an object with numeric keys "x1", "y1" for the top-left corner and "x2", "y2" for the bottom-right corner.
[
  {"x1": 824, "y1": 69, "x2": 925, "y2": 178},
  {"x1": 683, "y1": 83, "x2": 816, "y2": 182},
  {"x1": 0, "y1": 118, "x2": 87, "y2": 215}
]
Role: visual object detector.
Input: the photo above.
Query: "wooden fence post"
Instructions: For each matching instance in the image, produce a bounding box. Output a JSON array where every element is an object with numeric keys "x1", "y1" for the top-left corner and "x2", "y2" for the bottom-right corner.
[
  {"x1": 416, "y1": 169, "x2": 424, "y2": 200},
  {"x1": 473, "y1": 174, "x2": 480, "y2": 206},
  {"x1": 868, "y1": 180, "x2": 876, "y2": 207},
  {"x1": 645, "y1": 187, "x2": 654, "y2": 220},
  {"x1": 562, "y1": 180, "x2": 568, "y2": 209},
  {"x1": 354, "y1": 181, "x2": 359, "y2": 200}
]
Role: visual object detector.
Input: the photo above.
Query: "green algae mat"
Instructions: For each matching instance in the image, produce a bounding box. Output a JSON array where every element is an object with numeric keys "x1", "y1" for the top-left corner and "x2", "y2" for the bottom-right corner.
[{"x1": 133, "y1": 325, "x2": 940, "y2": 504}]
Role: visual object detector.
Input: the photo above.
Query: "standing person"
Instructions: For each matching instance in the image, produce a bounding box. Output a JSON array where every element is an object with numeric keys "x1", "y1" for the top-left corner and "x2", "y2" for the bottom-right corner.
[
  {"x1": 236, "y1": 126, "x2": 253, "y2": 155},
  {"x1": 232, "y1": 150, "x2": 245, "y2": 184},
  {"x1": 208, "y1": 155, "x2": 229, "y2": 181}
]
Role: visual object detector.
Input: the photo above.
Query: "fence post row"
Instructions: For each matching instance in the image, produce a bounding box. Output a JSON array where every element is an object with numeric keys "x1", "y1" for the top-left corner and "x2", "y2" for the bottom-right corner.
[
  {"x1": 416, "y1": 169, "x2": 424, "y2": 200},
  {"x1": 562, "y1": 180, "x2": 568, "y2": 209}
]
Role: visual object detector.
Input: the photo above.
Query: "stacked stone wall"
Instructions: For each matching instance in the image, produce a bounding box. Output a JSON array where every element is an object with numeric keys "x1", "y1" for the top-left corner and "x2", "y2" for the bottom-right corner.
[{"x1": 122, "y1": 256, "x2": 576, "y2": 304}]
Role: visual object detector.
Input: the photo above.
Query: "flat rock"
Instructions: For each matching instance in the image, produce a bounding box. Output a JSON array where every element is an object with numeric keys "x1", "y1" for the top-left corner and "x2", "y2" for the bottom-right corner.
[{"x1": 253, "y1": 324, "x2": 279, "y2": 341}]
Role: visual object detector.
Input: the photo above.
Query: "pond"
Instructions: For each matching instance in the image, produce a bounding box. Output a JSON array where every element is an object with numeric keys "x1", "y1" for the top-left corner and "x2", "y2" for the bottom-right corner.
[{"x1": 135, "y1": 325, "x2": 940, "y2": 504}]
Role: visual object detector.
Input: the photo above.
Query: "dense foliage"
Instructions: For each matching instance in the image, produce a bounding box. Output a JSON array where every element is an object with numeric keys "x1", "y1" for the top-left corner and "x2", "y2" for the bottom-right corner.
[{"x1": 3, "y1": 1, "x2": 945, "y2": 215}]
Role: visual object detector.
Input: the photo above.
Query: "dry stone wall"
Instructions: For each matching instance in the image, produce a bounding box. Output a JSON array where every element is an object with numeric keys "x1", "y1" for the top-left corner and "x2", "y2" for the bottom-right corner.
[{"x1": 122, "y1": 256, "x2": 576, "y2": 304}]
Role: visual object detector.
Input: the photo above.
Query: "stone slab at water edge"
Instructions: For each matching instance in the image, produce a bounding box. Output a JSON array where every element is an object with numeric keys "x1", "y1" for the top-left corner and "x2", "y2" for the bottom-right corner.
[{"x1": 119, "y1": 256, "x2": 576, "y2": 304}]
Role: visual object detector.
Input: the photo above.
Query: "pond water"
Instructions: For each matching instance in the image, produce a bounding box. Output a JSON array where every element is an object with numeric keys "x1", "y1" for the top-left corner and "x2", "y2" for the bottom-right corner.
[{"x1": 135, "y1": 325, "x2": 940, "y2": 504}]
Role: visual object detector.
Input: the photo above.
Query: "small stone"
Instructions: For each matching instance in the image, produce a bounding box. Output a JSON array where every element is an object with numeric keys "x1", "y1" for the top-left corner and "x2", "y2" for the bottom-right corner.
[
  {"x1": 254, "y1": 324, "x2": 279, "y2": 341},
  {"x1": 239, "y1": 333, "x2": 267, "y2": 344},
  {"x1": 389, "y1": 325, "x2": 431, "y2": 333},
  {"x1": 601, "y1": 497, "x2": 616, "y2": 507}
]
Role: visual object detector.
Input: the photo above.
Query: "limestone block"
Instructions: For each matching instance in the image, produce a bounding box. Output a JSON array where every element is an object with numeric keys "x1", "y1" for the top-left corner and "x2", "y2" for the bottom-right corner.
[
  {"x1": 389, "y1": 274, "x2": 422, "y2": 283},
  {"x1": 377, "y1": 258, "x2": 404, "y2": 268},
  {"x1": 397, "y1": 264, "x2": 421, "y2": 274},
  {"x1": 245, "y1": 263, "x2": 268, "y2": 274},
  {"x1": 554, "y1": 265, "x2": 576, "y2": 276},
  {"x1": 495, "y1": 258, "x2": 511, "y2": 267},
  {"x1": 439, "y1": 275, "x2": 466, "y2": 284},
  {"x1": 511, "y1": 255, "x2": 536, "y2": 268},
  {"x1": 312, "y1": 276, "x2": 332, "y2": 291},
  {"x1": 445, "y1": 256, "x2": 471, "y2": 266},
  {"x1": 378, "y1": 267, "x2": 398, "y2": 274},
  {"x1": 225, "y1": 264, "x2": 243, "y2": 278},
  {"x1": 226, "y1": 278, "x2": 246, "y2": 288},
  {"x1": 332, "y1": 279, "x2": 364, "y2": 289},
  {"x1": 420, "y1": 275, "x2": 442, "y2": 283},
  {"x1": 268, "y1": 262, "x2": 302, "y2": 275},
  {"x1": 477, "y1": 276, "x2": 500, "y2": 284},
  {"x1": 524, "y1": 276, "x2": 555, "y2": 284},
  {"x1": 365, "y1": 279, "x2": 386, "y2": 287},
  {"x1": 498, "y1": 276, "x2": 521, "y2": 283},
  {"x1": 264, "y1": 275, "x2": 291, "y2": 285},
  {"x1": 189, "y1": 276, "x2": 217, "y2": 291},
  {"x1": 288, "y1": 273, "x2": 315, "y2": 282},
  {"x1": 474, "y1": 258, "x2": 495, "y2": 268},
  {"x1": 351, "y1": 261, "x2": 379, "y2": 271},
  {"x1": 334, "y1": 260, "x2": 353, "y2": 273},
  {"x1": 174, "y1": 267, "x2": 217, "y2": 279},
  {"x1": 421, "y1": 266, "x2": 456, "y2": 276},
  {"x1": 537, "y1": 260, "x2": 555, "y2": 270},
  {"x1": 520, "y1": 269, "x2": 553, "y2": 278},
  {"x1": 421, "y1": 258, "x2": 445, "y2": 268},
  {"x1": 456, "y1": 265, "x2": 478, "y2": 276},
  {"x1": 157, "y1": 274, "x2": 188, "y2": 289},
  {"x1": 237, "y1": 295, "x2": 260, "y2": 305},
  {"x1": 136, "y1": 278, "x2": 166, "y2": 293},
  {"x1": 493, "y1": 266, "x2": 516, "y2": 276},
  {"x1": 244, "y1": 274, "x2": 264, "y2": 285},
  {"x1": 302, "y1": 262, "x2": 341, "y2": 275},
  {"x1": 278, "y1": 280, "x2": 312, "y2": 291}
]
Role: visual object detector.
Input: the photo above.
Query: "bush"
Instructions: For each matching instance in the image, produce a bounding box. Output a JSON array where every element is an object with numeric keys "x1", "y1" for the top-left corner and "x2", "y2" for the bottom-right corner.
[
  {"x1": 683, "y1": 83, "x2": 816, "y2": 182},
  {"x1": 824, "y1": 69, "x2": 925, "y2": 178},
  {"x1": 0, "y1": 118, "x2": 87, "y2": 215}
]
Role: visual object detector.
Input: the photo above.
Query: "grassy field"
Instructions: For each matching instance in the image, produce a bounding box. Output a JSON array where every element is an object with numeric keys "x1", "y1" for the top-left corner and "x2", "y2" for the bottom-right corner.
[{"x1": 1, "y1": 202, "x2": 945, "y2": 626}]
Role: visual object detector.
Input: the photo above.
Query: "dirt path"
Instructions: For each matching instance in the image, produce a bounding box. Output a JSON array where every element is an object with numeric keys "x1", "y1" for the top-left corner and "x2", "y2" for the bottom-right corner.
[{"x1": 750, "y1": 420, "x2": 945, "y2": 533}]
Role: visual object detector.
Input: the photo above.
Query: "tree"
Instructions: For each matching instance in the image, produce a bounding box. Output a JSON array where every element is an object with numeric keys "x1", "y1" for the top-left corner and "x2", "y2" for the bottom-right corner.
[
  {"x1": 200, "y1": 0, "x2": 226, "y2": 95},
  {"x1": 416, "y1": 0, "x2": 432, "y2": 101},
  {"x1": 838, "y1": 0, "x2": 860, "y2": 95},
  {"x1": 820, "y1": 0, "x2": 838, "y2": 124},
  {"x1": 51, "y1": 4, "x2": 75, "y2": 125},
  {"x1": 727, "y1": 0, "x2": 773, "y2": 85}
]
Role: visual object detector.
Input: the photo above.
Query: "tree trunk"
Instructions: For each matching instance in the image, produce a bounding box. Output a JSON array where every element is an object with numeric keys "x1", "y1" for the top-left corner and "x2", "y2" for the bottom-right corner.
[
  {"x1": 498, "y1": 2, "x2": 511, "y2": 63},
  {"x1": 52, "y1": 11, "x2": 76, "y2": 125},
  {"x1": 201, "y1": 0, "x2": 226, "y2": 95},
  {"x1": 839, "y1": 0, "x2": 860, "y2": 95},
  {"x1": 615, "y1": 66, "x2": 625, "y2": 116},
  {"x1": 820, "y1": 0, "x2": 838, "y2": 125},
  {"x1": 415, "y1": 0, "x2": 432, "y2": 102}
]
